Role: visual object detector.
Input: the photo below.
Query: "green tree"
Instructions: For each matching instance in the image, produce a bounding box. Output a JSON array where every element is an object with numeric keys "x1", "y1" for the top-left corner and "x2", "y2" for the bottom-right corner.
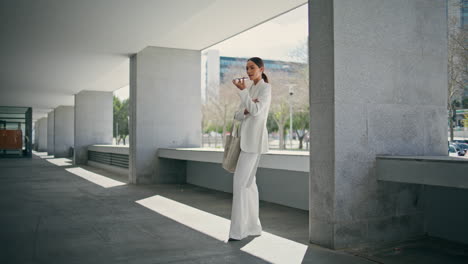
[
  {"x1": 271, "y1": 101, "x2": 290, "y2": 149},
  {"x1": 266, "y1": 112, "x2": 279, "y2": 132},
  {"x1": 269, "y1": 70, "x2": 300, "y2": 150},
  {"x1": 447, "y1": 10, "x2": 468, "y2": 141},
  {"x1": 202, "y1": 64, "x2": 244, "y2": 146},
  {"x1": 113, "y1": 96, "x2": 121, "y2": 139},
  {"x1": 462, "y1": 113, "x2": 468, "y2": 128},
  {"x1": 292, "y1": 107, "x2": 310, "y2": 149},
  {"x1": 113, "y1": 96, "x2": 129, "y2": 145},
  {"x1": 287, "y1": 38, "x2": 310, "y2": 150},
  {"x1": 462, "y1": 98, "x2": 468, "y2": 109}
]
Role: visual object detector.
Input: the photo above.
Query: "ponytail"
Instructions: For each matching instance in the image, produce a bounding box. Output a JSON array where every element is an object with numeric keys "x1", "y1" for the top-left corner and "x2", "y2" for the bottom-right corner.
[{"x1": 261, "y1": 72, "x2": 269, "y2": 83}]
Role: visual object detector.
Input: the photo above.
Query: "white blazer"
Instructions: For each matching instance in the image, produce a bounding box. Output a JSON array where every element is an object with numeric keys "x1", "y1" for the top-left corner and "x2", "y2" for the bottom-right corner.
[{"x1": 234, "y1": 79, "x2": 272, "y2": 154}]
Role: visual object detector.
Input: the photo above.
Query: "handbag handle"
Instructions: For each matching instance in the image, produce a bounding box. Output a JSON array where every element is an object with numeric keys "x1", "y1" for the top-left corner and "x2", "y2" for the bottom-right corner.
[{"x1": 230, "y1": 120, "x2": 241, "y2": 138}]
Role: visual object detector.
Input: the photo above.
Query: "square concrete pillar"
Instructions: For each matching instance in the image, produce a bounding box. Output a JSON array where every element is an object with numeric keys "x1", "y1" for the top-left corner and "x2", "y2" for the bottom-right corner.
[
  {"x1": 74, "y1": 91, "x2": 113, "y2": 165},
  {"x1": 47, "y1": 111, "x2": 54, "y2": 155},
  {"x1": 25, "y1": 108, "x2": 32, "y2": 157},
  {"x1": 33, "y1": 121, "x2": 38, "y2": 151},
  {"x1": 37, "y1": 117, "x2": 48, "y2": 152},
  {"x1": 308, "y1": 0, "x2": 447, "y2": 249},
  {"x1": 54, "y1": 106, "x2": 74, "y2": 158},
  {"x1": 129, "y1": 46, "x2": 201, "y2": 184}
]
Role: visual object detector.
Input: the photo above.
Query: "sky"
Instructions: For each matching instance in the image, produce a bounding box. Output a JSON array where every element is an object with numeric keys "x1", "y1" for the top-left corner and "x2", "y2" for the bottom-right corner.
[
  {"x1": 114, "y1": 3, "x2": 308, "y2": 101},
  {"x1": 114, "y1": 84, "x2": 129, "y2": 101},
  {"x1": 206, "y1": 4, "x2": 308, "y2": 62}
]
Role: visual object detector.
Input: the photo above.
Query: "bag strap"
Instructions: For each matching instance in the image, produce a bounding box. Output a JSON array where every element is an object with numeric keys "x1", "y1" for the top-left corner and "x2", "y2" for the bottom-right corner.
[{"x1": 230, "y1": 120, "x2": 241, "y2": 138}]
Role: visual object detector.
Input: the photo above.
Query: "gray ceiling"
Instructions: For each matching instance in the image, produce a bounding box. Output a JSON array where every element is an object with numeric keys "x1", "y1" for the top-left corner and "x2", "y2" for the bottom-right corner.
[
  {"x1": 0, "y1": 106, "x2": 30, "y2": 124},
  {"x1": 0, "y1": 0, "x2": 307, "y2": 121},
  {"x1": 0, "y1": 106, "x2": 29, "y2": 114}
]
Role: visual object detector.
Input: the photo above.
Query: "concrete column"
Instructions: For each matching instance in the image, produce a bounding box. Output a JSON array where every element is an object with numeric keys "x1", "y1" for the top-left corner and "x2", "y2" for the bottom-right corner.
[
  {"x1": 33, "y1": 121, "x2": 38, "y2": 151},
  {"x1": 54, "y1": 106, "x2": 74, "y2": 158},
  {"x1": 25, "y1": 108, "x2": 32, "y2": 157},
  {"x1": 47, "y1": 111, "x2": 55, "y2": 155},
  {"x1": 74, "y1": 91, "x2": 113, "y2": 165},
  {"x1": 37, "y1": 117, "x2": 48, "y2": 152},
  {"x1": 308, "y1": 0, "x2": 447, "y2": 249},
  {"x1": 130, "y1": 46, "x2": 201, "y2": 184}
]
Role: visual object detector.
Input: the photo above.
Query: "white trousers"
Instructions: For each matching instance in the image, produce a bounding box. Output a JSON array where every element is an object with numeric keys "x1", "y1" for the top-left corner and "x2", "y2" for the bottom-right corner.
[{"x1": 229, "y1": 151, "x2": 262, "y2": 240}]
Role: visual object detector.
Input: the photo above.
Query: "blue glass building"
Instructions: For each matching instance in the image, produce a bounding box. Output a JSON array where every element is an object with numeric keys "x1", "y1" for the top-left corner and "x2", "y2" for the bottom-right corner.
[
  {"x1": 219, "y1": 56, "x2": 305, "y2": 82},
  {"x1": 462, "y1": 0, "x2": 468, "y2": 27}
]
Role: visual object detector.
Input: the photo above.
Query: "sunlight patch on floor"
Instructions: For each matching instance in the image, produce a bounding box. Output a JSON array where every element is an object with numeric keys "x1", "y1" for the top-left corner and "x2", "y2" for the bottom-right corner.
[
  {"x1": 241, "y1": 232, "x2": 308, "y2": 264},
  {"x1": 33, "y1": 151, "x2": 54, "y2": 159},
  {"x1": 46, "y1": 158, "x2": 73, "y2": 166},
  {"x1": 136, "y1": 195, "x2": 307, "y2": 264},
  {"x1": 136, "y1": 195, "x2": 230, "y2": 241},
  {"x1": 65, "y1": 167, "x2": 126, "y2": 188}
]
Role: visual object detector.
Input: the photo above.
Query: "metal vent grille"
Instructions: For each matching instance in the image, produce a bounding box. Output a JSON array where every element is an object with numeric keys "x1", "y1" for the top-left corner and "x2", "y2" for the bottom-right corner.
[{"x1": 88, "y1": 151, "x2": 129, "y2": 168}]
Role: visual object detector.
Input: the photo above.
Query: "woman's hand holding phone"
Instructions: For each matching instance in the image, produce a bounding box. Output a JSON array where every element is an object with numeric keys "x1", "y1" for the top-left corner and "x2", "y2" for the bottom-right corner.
[{"x1": 232, "y1": 78, "x2": 247, "y2": 90}]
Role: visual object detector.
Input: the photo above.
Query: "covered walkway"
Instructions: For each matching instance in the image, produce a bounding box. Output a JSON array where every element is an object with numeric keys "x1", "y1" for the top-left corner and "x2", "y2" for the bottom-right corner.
[
  {"x1": 2, "y1": 153, "x2": 467, "y2": 263},
  {"x1": 0, "y1": 153, "x2": 369, "y2": 264},
  {"x1": 2, "y1": 0, "x2": 463, "y2": 252}
]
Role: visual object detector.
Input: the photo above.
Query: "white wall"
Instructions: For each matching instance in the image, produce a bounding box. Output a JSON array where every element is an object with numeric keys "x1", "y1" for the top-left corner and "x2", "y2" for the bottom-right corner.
[
  {"x1": 74, "y1": 91, "x2": 113, "y2": 164},
  {"x1": 37, "y1": 117, "x2": 48, "y2": 152},
  {"x1": 130, "y1": 46, "x2": 201, "y2": 184},
  {"x1": 54, "y1": 106, "x2": 74, "y2": 158},
  {"x1": 47, "y1": 111, "x2": 54, "y2": 155}
]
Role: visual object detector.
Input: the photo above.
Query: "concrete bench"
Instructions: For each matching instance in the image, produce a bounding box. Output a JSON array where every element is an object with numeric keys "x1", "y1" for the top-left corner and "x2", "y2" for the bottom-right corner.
[
  {"x1": 87, "y1": 145, "x2": 129, "y2": 176},
  {"x1": 158, "y1": 148, "x2": 310, "y2": 210},
  {"x1": 158, "y1": 148, "x2": 309, "y2": 172},
  {"x1": 376, "y1": 155, "x2": 468, "y2": 189}
]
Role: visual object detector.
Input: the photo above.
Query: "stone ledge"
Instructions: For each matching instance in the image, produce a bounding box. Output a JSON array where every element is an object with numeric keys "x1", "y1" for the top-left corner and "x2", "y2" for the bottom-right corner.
[
  {"x1": 158, "y1": 148, "x2": 310, "y2": 172},
  {"x1": 376, "y1": 155, "x2": 468, "y2": 189},
  {"x1": 87, "y1": 146, "x2": 310, "y2": 172},
  {"x1": 88, "y1": 145, "x2": 129, "y2": 155},
  {"x1": 377, "y1": 155, "x2": 468, "y2": 163}
]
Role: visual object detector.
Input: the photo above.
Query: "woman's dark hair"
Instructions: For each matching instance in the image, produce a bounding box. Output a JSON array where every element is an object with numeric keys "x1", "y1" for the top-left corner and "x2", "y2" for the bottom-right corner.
[{"x1": 248, "y1": 57, "x2": 269, "y2": 83}]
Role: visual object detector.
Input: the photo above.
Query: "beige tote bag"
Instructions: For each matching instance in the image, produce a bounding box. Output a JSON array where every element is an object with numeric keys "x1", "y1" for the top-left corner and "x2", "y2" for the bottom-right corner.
[{"x1": 222, "y1": 121, "x2": 241, "y2": 173}]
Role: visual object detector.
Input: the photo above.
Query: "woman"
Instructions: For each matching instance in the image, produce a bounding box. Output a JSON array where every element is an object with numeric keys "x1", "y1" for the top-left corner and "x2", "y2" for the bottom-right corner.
[{"x1": 229, "y1": 57, "x2": 271, "y2": 241}]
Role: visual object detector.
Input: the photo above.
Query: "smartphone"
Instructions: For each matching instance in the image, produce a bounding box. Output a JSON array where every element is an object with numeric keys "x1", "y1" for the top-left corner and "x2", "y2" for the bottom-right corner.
[{"x1": 233, "y1": 77, "x2": 249, "y2": 82}]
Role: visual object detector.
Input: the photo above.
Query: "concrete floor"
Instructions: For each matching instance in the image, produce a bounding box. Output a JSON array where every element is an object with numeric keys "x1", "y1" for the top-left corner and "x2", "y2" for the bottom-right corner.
[
  {"x1": 0, "y1": 153, "x2": 467, "y2": 263},
  {"x1": 349, "y1": 237, "x2": 468, "y2": 264}
]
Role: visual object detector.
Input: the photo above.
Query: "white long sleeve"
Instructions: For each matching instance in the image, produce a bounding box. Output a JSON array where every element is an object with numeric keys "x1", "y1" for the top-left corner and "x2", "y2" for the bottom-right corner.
[
  {"x1": 238, "y1": 84, "x2": 271, "y2": 117},
  {"x1": 234, "y1": 110, "x2": 245, "y2": 121}
]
